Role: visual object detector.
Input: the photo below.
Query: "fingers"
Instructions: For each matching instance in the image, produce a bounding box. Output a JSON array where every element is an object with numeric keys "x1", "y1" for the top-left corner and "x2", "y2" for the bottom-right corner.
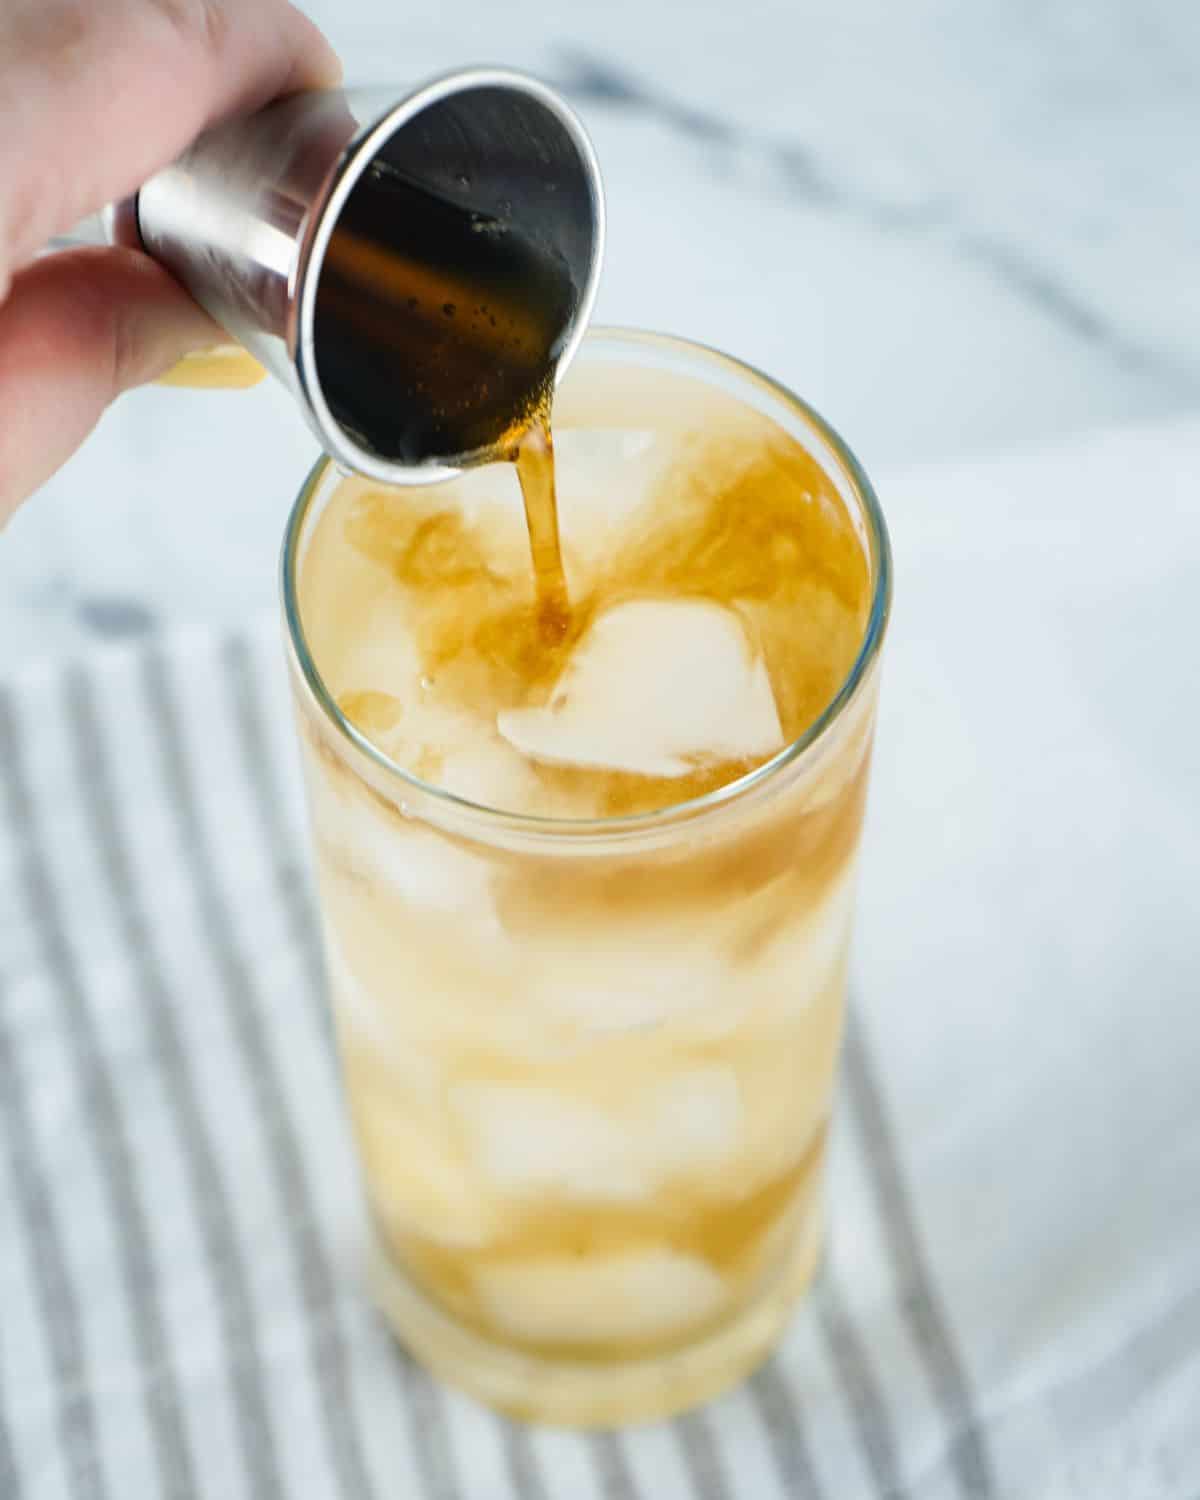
[
  {"x1": 0, "y1": 0, "x2": 341, "y2": 284},
  {"x1": 0, "y1": 247, "x2": 223, "y2": 525},
  {"x1": 0, "y1": 0, "x2": 341, "y2": 517}
]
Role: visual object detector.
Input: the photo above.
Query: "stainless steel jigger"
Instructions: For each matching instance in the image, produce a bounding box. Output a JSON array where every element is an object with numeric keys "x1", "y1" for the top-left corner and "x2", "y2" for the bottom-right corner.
[{"x1": 61, "y1": 70, "x2": 604, "y2": 484}]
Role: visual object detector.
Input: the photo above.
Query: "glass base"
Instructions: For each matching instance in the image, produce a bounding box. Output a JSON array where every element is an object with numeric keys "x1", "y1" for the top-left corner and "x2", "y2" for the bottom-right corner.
[{"x1": 365, "y1": 1208, "x2": 824, "y2": 1428}]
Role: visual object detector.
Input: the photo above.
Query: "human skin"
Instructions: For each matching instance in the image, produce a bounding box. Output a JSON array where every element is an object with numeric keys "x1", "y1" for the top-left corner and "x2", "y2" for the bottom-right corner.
[{"x1": 0, "y1": 0, "x2": 340, "y2": 523}]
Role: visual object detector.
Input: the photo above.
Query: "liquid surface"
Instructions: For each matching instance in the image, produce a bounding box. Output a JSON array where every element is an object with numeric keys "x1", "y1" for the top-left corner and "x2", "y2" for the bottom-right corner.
[{"x1": 299, "y1": 369, "x2": 872, "y2": 817}]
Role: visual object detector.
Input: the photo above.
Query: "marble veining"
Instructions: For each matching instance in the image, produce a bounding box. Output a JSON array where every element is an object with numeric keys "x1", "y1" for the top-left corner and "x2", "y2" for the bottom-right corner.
[
  {"x1": 1, "y1": 0, "x2": 1197, "y2": 661},
  {"x1": 552, "y1": 49, "x2": 1197, "y2": 396}
]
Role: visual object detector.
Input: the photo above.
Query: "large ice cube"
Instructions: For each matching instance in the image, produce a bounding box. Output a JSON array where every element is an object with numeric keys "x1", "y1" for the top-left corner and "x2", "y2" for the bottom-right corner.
[
  {"x1": 452, "y1": 1066, "x2": 743, "y2": 1201},
  {"x1": 451, "y1": 1083, "x2": 647, "y2": 1202},
  {"x1": 532, "y1": 936, "x2": 727, "y2": 1034},
  {"x1": 497, "y1": 599, "x2": 784, "y2": 777},
  {"x1": 473, "y1": 1248, "x2": 727, "y2": 1346}
]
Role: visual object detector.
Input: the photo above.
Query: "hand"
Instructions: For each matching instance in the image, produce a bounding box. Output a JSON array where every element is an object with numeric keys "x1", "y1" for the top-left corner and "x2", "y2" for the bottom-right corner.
[{"x1": 0, "y1": 0, "x2": 341, "y2": 523}]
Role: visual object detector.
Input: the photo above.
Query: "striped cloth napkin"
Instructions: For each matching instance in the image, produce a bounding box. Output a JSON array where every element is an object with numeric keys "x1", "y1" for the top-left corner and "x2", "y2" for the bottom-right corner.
[{"x1": 2, "y1": 417, "x2": 1199, "y2": 1500}]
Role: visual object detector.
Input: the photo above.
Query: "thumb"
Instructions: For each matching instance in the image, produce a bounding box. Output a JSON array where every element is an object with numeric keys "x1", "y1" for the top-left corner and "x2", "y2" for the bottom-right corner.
[{"x1": 0, "y1": 246, "x2": 223, "y2": 525}]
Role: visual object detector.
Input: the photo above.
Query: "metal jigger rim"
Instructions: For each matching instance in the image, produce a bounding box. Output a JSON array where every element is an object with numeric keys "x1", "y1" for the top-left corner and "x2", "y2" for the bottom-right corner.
[{"x1": 291, "y1": 67, "x2": 606, "y2": 485}]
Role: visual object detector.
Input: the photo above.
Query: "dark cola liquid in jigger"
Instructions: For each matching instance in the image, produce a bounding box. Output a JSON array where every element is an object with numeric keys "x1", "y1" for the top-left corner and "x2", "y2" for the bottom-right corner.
[
  {"x1": 316, "y1": 165, "x2": 574, "y2": 464},
  {"x1": 312, "y1": 87, "x2": 583, "y2": 467}
]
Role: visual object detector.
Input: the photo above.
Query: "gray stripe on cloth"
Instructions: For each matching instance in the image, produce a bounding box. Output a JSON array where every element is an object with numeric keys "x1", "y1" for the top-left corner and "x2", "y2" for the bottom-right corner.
[
  {"x1": 395, "y1": 1351, "x2": 464, "y2": 1500},
  {"x1": 226, "y1": 635, "x2": 540, "y2": 1500},
  {"x1": 226, "y1": 633, "x2": 386, "y2": 1485},
  {"x1": 816, "y1": 1277, "x2": 904, "y2": 1498},
  {"x1": 498, "y1": 1420, "x2": 551, "y2": 1500},
  {"x1": 220, "y1": 636, "x2": 327, "y2": 1030},
  {"x1": 842, "y1": 1006, "x2": 994, "y2": 1498},
  {"x1": 748, "y1": 1360, "x2": 827, "y2": 1498},
  {"x1": 65, "y1": 668, "x2": 283, "y2": 1500},
  {"x1": 0, "y1": 976, "x2": 101, "y2": 1500},
  {"x1": 675, "y1": 1410, "x2": 735, "y2": 1500},
  {"x1": 588, "y1": 1432, "x2": 642, "y2": 1500},
  {"x1": 139, "y1": 648, "x2": 383, "y2": 1500},
  {"x1": 0, "y1": 685, "x2": 196, "y2": 1500}
]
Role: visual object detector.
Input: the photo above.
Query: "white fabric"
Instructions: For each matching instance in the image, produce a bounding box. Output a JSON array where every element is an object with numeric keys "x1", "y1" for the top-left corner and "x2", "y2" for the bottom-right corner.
[{"x1": 1, "y1": 416, "x2": 1198, "y2": 1500}]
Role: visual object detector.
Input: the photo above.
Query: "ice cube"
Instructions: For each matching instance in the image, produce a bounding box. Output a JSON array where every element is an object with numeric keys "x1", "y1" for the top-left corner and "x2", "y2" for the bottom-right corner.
[
  {"x1": 351, "y1": 1088, "x2": 497, "y2": 1249},
  {"x1": 324, "y1": 928, "x2": 442, "y2": 1101},
  {"x1": 497, "y1": 599, "x2": 783, "y2": 777},
  {"x1": 453, "y1": 1066, "x2": 743, "y2": 1201},
  {"x1": 473, "y1": 1248, "x2": 727, "y2": 1346},
  {"x1": 309, "y1": 770, "x2": 500, "y2": 932},
  {"x1": 334, "y1": 594, "x2": 422, "y2": 701},
  {"x1": 323, "y1": 921, "x2": 393, "y2": 1052},
  {"x1": 435, "y1": 734, "x2": 543, "y2": 811},
  {"x1": 451, "y1": 1083, "x2": 648, "y2": 1202},
  {"x1": 752, "y1": 861, "x2": 858, "y2": 1023},
  {"x1": 533, "y1": 937, "x2": 727, "y2": 1033},
  {"x1": 340, "y1": 682, "x2": 541, "y2": 816},
  {"x1": 736, "y1": 1026, "x2": 838, "y2": 1189},
  {"x1": 550, "y1": 427, "x2": 666, "y2": 542},
  {"x1": 646, "y1": 1066, "x2": 741, "y2": 1175}
]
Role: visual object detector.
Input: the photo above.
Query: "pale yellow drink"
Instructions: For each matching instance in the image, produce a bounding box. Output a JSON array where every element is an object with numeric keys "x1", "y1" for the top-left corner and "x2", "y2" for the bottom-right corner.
[{"x1": 282, "y1": 330, "x2": 890, "y2": 1425}]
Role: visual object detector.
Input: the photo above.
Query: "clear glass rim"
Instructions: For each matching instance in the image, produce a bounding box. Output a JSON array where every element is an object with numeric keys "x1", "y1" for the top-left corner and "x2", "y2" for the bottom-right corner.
[{"x1": 280, "y1": 326, "x2": 893, "y2": 841}]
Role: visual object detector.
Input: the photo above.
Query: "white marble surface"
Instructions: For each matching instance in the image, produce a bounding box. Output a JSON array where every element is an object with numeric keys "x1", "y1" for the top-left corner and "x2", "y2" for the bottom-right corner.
[{"x1": 3, "y1": 0, "x2": 1199, "y2": 661}]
